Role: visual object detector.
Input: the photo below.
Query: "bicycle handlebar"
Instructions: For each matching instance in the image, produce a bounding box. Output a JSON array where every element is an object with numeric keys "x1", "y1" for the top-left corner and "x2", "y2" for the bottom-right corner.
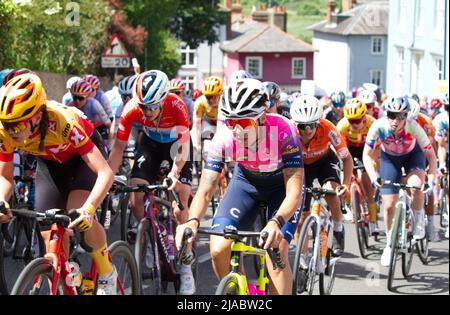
[{"x1": 304, "y1": 187, "x2": 337, "y2": 196}]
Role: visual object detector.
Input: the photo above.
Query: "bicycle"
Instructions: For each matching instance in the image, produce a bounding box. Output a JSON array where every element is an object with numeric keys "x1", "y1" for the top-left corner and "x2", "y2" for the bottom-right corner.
[
  {"x1": 116, "y1": 180, "x2": 195, "y2": 294},
  {"x1": 10, "y1": 207, "x2": 140, "y2": 295},
  {"x1": 351, "y1": 158, "x2": 380, "y2": 259},
  {"x1": 191, "y1": 227, "x2": 284, "y2": 295},
  {"x1": 381, "y1": 181, "x2": 430, "y2": 292},
  {"x1": 438, "y1": 170, "x2": 448, "y2": 232},
  {"x1": 292, "y1": 187, "x2": 341, "y2": 295}
]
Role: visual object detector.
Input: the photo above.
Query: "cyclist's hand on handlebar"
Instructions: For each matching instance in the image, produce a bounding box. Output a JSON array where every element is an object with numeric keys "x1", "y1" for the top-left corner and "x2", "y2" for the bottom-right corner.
[
  {"x1": 165, "y1": 172, "x2": 180, "y2": 191},
  {"x1": 372, "y1": 177, "x2": 383, "y2": 189},
  {"x1": 0, "y1": 200, "x2": 12, "y2": 224},
  {"x1": 68, "y1": 205, "x2": 96, "y2": 231},
  {"x1": 336, "y1": 184, "x2": 349, "y2": 197},
  {"x1": 259, "y1": 221, "x2": 283, "y2": 250},
  {"x1": 175, "y1": 220, "x2": 198, "y2": 251}
]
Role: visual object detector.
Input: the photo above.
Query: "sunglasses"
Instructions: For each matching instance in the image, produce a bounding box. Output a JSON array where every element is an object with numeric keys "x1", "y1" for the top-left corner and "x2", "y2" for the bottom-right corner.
[
  {"x1": 224, "y1": 114, "x2": 262, "y2": 130},
  {"x1": 387, "y1": 111, "x2": 407, "y2": 121},
  {"x1": 297, "y1": 122, "x2": 319, "y2": 131},
  {"x1": 1, "y1": 116, "x2": 34, "y2": 134},
  {"x1": 139, "y1": 103, "x2": 161, "y2": 112},
  {"x1": 349, "y1": 118, "x2": 364, "y2": 125},
  {"x1": 73, "y1": 95, "x2": 87, "y2": 101}
]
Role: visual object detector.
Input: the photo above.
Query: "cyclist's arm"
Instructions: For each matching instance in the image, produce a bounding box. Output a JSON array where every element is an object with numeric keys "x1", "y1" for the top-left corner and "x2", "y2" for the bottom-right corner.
[
  {"x1": 437, "y1": 137, "x2": 447, "y2": 169},
  {"x1": 108, "y1": 139, "x2": 127, "y2": 175},
  {"x1": 277, "y1": 167, "x2": 304, "y2": 221},
  {"x1": 341, "y1": 153, "x2": 353, "y2": 189},
  {"x1": 191, "y1": 100, "x2": 203, "y2": 156},
  {"x1": 0, "y1": 160, "x2": 14, "y2": 202},
  {"x1": 79, "y1": 145, "x2": 114, "y2": 210},
  {"x1": 363, "y1": 144, "x2": 378, "y2": 182},
  {"x1": 424, "y1": 147, "x2": 438, "y2": 183},
  {"x1": 190, "y1": 169, "x2": 221, "y2": 220}
]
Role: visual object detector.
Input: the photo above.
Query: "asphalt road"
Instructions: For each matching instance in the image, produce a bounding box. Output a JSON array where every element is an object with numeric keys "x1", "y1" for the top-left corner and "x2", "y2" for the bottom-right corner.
[{"x1": 2, "y1": 180, "x2": 448, "y2": 295}]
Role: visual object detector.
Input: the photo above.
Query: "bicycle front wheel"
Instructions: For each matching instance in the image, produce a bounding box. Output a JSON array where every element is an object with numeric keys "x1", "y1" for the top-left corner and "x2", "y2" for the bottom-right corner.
[
  {"x1": 292, "y1": 215, "x2": 320, "y2": 295},
  {"x1": 215, "y1": 273, "x2": 242, "y2": 295},
  {"x1": 387, "y1": 204, "x2": 403, "y2": 292},
  {"x1": 109, "y1": 241, "x2": 141, "y2": 295},
  {"x1": 416, "y1": 237, "x2": 429, "y2": 265},
  {"x1": 351, "y1": 184, "x2": 369, "y2": 259},
  {"x1": 11, "y1": 258, "x2": 63, "y2": 295}
]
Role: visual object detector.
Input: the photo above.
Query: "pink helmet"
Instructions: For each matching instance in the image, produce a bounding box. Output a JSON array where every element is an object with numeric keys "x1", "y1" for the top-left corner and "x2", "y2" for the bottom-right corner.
[{"x1": 83, "y1": 74, "x2": 101, "y2": 90}]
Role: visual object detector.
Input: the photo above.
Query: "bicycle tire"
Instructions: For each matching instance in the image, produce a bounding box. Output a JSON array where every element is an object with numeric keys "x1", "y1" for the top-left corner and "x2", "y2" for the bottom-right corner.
[
  {"x1": 319, "y1": 244, "x2": 337, "y2": 295},
  {"x1": 108, "y1": 240, "x2": 141, "y2": 295},
  {"x1": 120, "y1": 192, "x2": 131, "y2": 242},
  {"x1": 215, "y1": 273, "x2": 241, "y2": 295},
  {"x1": 351, "y1": 184, "x2": 369, "y2": 259},
  {"x1": 2, "y1": 216, "x2": 18, "y2": 257},
  {"x1": 134, "y1": 218, "x2": 161, "y2": 295},
  {"x1": 11, "y1": 257, "x2": 63, "y2": 295},
  {"x1": 401, "y1": 211, "x2": 414, "y2": 278},
  {"x1": 22, "y1": 219, "x2": 46, "y2": 265},
  {"x1": 440, "y1": 187, "x2": 448, "y2": 228},
  {"x1": 292, "y1": 215, "x2": 320, "y2": 295},
  {"x1": 0, "y1": 233, "x2": 8, "y2": 295},
  {"x1": 416, "y1": 237, "x2": 429, "y2": 265},
  {"x1": 387, "y1": 204, "x2": 403, "y2": 292}
]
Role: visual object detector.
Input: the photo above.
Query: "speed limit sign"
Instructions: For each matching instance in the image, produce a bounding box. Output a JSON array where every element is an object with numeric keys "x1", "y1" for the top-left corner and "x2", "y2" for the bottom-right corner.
[
  {"x1": 101, "y1": 34, "x2": 130, "y2": 69},
  {"x1": 101, "y1": 57, "x2": 130, "y2": 68}
]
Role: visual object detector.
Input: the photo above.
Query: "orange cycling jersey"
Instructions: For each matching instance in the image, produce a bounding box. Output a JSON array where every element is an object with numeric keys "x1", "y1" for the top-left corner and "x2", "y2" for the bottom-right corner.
[
  {"x1": 194, "y1": 95, "x2": 218, "y2": 123},
  {"x1": 336, "y1": 115, "x2": 375, "y2": 148},
  {"x1": 416, "y1": 112, "x2": 435, "y2": 144},
  {"x1": 0, "y1": 101, "x2": 95, "y2": 163},
  {"x1": 299, "y1": 118, "x2": 350, "y2": 165}
]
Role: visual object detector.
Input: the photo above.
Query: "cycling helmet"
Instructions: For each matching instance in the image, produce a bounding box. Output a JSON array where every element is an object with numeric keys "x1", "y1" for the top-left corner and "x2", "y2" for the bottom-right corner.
[
  {"x1": 289, "y1": 92, "x2": 302, "y2": 104},
  {"x1": 408, "y1": 93, "x2": 420, "y2": 104},
  {"x1": 407, "y1": 97, "x2": 420, "y2": 120},
  {"x1": 384, "y1": 96, "x2": 410, "y2": 113},
  {"x1": 169, "y1": 78, "x2": 186, "y2": 92},
  {"x1": 71, "y1": 79, "x2": 93, "y2": 96},
  {"x1": 192, "y1": 89, "x2": 202, "y2": 101},
  {"x1": 430, "y1": 98, "x2": 442, "y2": 110},
  {"x1": 358, "y1": 89, "x2": 377, "y2": 105},
  {"x1": 262, "y1": 81, "x2": 280, "y2": 108},
  {"x1": 83, "y1": 74, "x2": 101, "y2": 90},
  {"x1": 202, "y1": 76, "x2": 223, "y2": 96},
  {"x1": 220, "y1": 79, "x2": 267, "y2": 118},
  {"x1": 0, "y1": 69, "x2": 13, "y2": 88},
  {"x1": 290, "y1": 95, "x2": 323, "y2": 124},
  {"x1": 66, "y1": 76, "x2": 82, "y2": 90},
  {"x1": 2, "y1": 68, "x2": 33, "y2": 86},
  {"x1": 229, "y1": 70, "x2": 253, "y2": 84},
  {"x1": 330, "y1": 91, "x2": 346, "y2": 107},
  {"x1": 134, "y1": 70, "x2": 169, "y2": 105},
  {"x1": 362, "y1": 83, "x2": 382, "y2": 102},
  {"x1": 279, "y1": 92, "x2": 290, "y2": 106},
  {"x1": 344, "y1": 99, "x2": 367, "y2": 120},
  {"x1": 118, "y1": 74, "x2": 138, "y2": 97},
  {"x1": 0, "y1": 74, "x2": 47, "y2": 123},
  {"x1": 441, "y1": 92, "x2": 449, "y2": 105}
]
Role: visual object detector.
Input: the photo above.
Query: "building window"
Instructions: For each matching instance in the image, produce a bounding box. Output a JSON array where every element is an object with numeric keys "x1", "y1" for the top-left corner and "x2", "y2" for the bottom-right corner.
[
  {"x1": 180, "y1": 44, "x2": 196, "y2": 67},
  {"x1": 397, "y1": 0, "x2": 407, "y2": 31},
  {"x1": 292, "y1": 58, "x2": 306, "y2": 79},
  {"x1": 369, "y1": 70, "x2": 383, "y2": 87},
  {"x1": 396, "y1": 47, "x2": 405, "y2": 95},
  {"x1": 182, "y1": 76, "x2": 196, "y2": 91},
  {"x1": 245, "y1": 56, "x2": 263, "y2": 79},
  {"x1": 434, "y1": 0, "x2": 445, "y2": 38},
  {"x1": 371, "y1": 37, "x2": 384, "y2": 55},
  {"x1": 432, "y1": 56, "x2": 444, "y2": 83},
  {"x1": 416, "y1": 0, "x2": 425, "y2": 35},
  {"x1": 411, "y1": 51, "x2": 424, "y2": 95}
]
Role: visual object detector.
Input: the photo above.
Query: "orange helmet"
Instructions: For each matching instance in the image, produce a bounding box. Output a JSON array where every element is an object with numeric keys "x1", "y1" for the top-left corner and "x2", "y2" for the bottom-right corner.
[
  {"x1": 344, "y1": 98, "x2": 367, "y2": 120},
  {"x1": 169, "y1": 78, "x2": 186, "y2": 92},
  {"x1": 0, "y1": 73, "x2": 47, "y2": 123},
  {"x1": 202, "y1": 76, "x2": 223, "y2": 96}
]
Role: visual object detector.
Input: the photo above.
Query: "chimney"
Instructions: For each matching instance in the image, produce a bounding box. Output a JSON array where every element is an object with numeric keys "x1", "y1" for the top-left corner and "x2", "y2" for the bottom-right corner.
[
  {"x1": 224, "y1": 0, "x2": 232, "y2": 10},
  {"x1": 342, "y1": 0, "x2": 354, "y2": 12},
  {"x1": 252, "y1": 6, "x2": 270, "y2": 24},
  {"x1": 326, "y1": 1, "x2": 337, "y2": 23},
  {"x1": 231, "y1": 0, "x2": 243, "y2": 22},
  {"x1": 272, "y1": 6, "x2": 287, "y2": 32}
]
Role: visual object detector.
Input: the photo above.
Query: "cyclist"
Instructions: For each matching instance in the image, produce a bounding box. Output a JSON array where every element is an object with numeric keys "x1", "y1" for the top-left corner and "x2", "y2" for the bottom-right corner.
[
  {"x1": 363, "y1": 96, "x2": 438, "y2": 266},
  {"x1": 62, "y1": 76, "x2": 81, "y2": 105},
  {"x1": 429, "y1": 98, "x2": 443, "y2": 119},
  {"x1": 83, "y1": 75, "x2": 114, "y2": 139},
  {"x1": 176, "y1": 78, "x2": 304, "y2": 295},
  {"x1": 358, "y1": 89, "x2": 383, "y2": 119},
  {"x1": 290, "y1": 95, "x2": 352, "y2": 257},
  {"x1": 325, "y1": 91, "x2": 346, "y2": 125},
  {"x1": 0, "y1": 74, "x2": 116, "y2": 294},
  {"x1": 433, "y1": 92, "x2": 449, "y2": 238},
  {"x1": 262, "y1": 81, "x2": 281, "y2": 114},
  {"x1": 108, "y1": 70, "x2": 194, "y2": 294},
  {"x1": 229, "y1": 70, "x2": 253, "y2": 85},
  {"x1": 277, "y1": 92, "x2": 291, "y2": 119},
  {"x1": 68, "y1": 80, "x2": 112, "y2": 142},
  {"x1": 191, "y1": 89, "x2": 202, "y2": 102},
  {"x1": 337, "y1": 99, "x2": 378, "y2": 233},
  {"x1": 191, "y1": 76, "x2": 222, "y2": 163},
  {"x1": 169, "y1": 78, "x2": 194, "y2": 128},
  {"x1": 408, "y1": 98, "x2": 440, "y2": 242}
]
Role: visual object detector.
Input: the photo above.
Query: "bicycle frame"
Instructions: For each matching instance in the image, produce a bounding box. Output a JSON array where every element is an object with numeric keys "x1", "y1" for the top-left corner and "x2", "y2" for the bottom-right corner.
[
  {"x1": 394, "y1": 189, "x2": 416, "y2": 252},
  {"x1": 310, "y1": 198, "x2": 334, "y2": 272}
]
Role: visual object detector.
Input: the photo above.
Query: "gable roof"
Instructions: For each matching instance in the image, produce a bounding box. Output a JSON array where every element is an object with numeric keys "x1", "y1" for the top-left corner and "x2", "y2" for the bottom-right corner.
[
  {"x1": 308, "y1": 1, "x2": 388, "y2": 36},
  {"x1": 221, "y1": 19, "x2": 316, "y2": 53}
]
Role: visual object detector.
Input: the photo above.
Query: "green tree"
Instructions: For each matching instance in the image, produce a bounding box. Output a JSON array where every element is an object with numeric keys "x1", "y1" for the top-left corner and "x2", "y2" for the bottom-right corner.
[{"x1": 0, "y1": 0, "x2": 17, "y2": 68}]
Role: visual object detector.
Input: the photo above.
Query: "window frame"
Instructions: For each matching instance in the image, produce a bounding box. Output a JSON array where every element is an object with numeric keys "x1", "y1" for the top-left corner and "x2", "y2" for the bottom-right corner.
[
  {"x1": 371, "y1": 36, "x2": 384, "y2": 55},
  {"x1": 291, "y1": 57, "x2": 307, "y2": 79},
  {"x1": 180, "y1": 44, "x2": 197, "y2": 68},
  {"x1": 245, "y1": 56, "x2": 263, "y2": 79}
]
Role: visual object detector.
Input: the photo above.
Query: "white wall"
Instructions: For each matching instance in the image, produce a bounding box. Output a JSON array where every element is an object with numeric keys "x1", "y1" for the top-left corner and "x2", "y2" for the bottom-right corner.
[{"x1": 313, "y1": 34, "x2": 349, "y2": 94}]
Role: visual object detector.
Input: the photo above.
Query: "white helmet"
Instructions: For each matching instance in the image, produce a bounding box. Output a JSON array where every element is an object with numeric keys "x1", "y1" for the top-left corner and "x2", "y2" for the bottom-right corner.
[
  {"x1": 118, "y1": 74, "x2": 138, "y2": 97},
  {"x1": 290, "y1": 95, "x2": 323, "y2": 123},
  {"x1": 229, "y1": 70, "x2": 253, "y2": 85},
  {"x1": 134, "y1": 70, "x2": 169, "y2": 105},
  {"x1": 358, "y1": 89, "x2": 377, "y2": 105},
  {"x1": 220, "y1": 79, "x2": 267, "y2": 118},
  {"x1": 279, "y1": 92, "x2": 289, "y2": 106},
  {"x1": 66, "y1": 76, "x2": 81, "y2": 90},
  {"x1": 407, "y1": 97, "x2": 420, "y2": 120}
]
